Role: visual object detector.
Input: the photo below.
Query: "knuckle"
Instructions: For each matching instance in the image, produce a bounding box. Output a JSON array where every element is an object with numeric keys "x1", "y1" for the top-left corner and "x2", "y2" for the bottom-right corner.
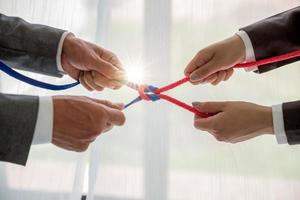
[
  {"x1": 89, "y1": 130, "x2": 100, "y2": 137},
  {"x1": 120, "y1": 114, "x2": 126, "y2": 125},
  {"x1": 215, "y1": 134, "x2": 226, "y2": 142},
  {"x1": 76, "y1": 143, "x2": 89, "y2": 152},
  {"x1": 95, "y1": 122, "x2": 106, "y2": 133},
  {"x1": 212, "y1": 123, "x2": 221, "y2": 133},
  {"x1": 103, "y1": 100, "x2": 112, "y2": 106},
  {"x1": 194, "y1": 120, "x2": 200, "y2": 129},
  {"x1": 107, "y1": 50, "x2": 116, "y2": 57},
  {"x1": 200, "y1": 102, "x2": 209, "y2": 108}
]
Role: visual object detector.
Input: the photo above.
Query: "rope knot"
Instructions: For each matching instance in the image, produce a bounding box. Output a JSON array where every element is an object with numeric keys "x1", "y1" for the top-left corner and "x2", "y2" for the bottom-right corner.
[{"x1": 138, "y1": 84, "x2": 160, "y2": 101}]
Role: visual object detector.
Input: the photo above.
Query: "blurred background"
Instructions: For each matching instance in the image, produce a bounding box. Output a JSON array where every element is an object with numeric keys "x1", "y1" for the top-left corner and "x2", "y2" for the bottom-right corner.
[{"x1": 0, "y1": 0, "x2": 300, "y2": 200}]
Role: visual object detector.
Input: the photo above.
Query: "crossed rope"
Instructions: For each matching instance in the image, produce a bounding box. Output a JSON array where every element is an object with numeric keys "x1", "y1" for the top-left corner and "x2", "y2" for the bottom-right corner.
[
  {"x1": 125, "y1": 77, "x2": 215, "y2": 118},
  {"x1": 124, "y1": 49, "x2": 300, "y2": 117},
  {"x1": 1, "y1": 49, "x2": 300, "y2": 118}
]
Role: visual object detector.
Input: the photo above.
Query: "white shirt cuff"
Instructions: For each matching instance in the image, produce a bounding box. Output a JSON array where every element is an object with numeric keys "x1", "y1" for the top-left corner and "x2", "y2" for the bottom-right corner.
[
  {"x1": 56, "y1": 31, "x2": 70, "y2": 74},
  {"x1": 235, "y1": 30, "x2": 258, "y2": 71},
  {"x1": 272, "y1": 104, "x2": 288, "y2": 144},
  {"x1": 32, "y1": 96, "x2": 53, "y2": 145}
]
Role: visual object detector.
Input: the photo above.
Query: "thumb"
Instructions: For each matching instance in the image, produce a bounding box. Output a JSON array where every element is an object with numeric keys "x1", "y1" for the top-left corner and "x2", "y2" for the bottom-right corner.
[
  {"x1": 192, "y1": 102, "x2": 225, "y2": 113},
  {"x1": 106, "y1": 107, "x2": 126, "y2": 126},
  {"x1": 189, "y1": 61, "x2": 219, "y2": 82}
]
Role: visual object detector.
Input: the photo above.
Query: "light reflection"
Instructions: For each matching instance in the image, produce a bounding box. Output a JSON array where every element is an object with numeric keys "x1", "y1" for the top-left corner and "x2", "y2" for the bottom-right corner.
[{"x1": 124, "y1": 58, "x2": 148, "y2": 84}]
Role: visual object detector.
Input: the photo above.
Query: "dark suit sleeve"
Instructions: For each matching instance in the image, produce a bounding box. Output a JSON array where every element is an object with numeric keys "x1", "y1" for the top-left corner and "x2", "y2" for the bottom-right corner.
[
  {"x1": 0, "y1": 13, "x2": 66, "y2": 77},
  {"x1": 282, "y1": 101, "x2": 300, "y2": 145},
  {"x1": 240, "y1": 8, "x2": 300, "y2": 144},
  {"x1": 240, "y1": 6, "x2": 300, "y2": 73},
  {"x1": 0, "y1": 93, "x2": 38, "y2": 165}
]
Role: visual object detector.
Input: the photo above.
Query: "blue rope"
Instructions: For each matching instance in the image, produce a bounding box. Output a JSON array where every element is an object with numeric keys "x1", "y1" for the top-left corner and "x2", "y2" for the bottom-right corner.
[
  {"x1": 0, "y1": 61, "x2": 79, "y2": 91},
  {"x1": 0, "y1": 61, "x2": 160, "y2": 109},
  {"x1": 124, "y1": 85, "x2": 160, "y2": 108}
]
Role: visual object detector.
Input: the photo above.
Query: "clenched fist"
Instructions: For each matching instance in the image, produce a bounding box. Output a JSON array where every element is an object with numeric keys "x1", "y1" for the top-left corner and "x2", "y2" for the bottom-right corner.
[
  {"x1": 61, "y1": 34, "x2": 126, "y2": 91},
  {"x1": 52, "y1": 96, "x2": 126, "y2": 152},
  {"x1": 184, "y1": 35, "x2": 245, "y2": 85},
  {"x1": 192, "y1": 101, "x2": 274, "y2": 143}
]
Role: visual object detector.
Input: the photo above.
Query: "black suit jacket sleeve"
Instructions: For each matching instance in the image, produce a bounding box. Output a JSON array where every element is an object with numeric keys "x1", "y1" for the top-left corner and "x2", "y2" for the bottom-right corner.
[
  {"x1": 0, "y1": 94, "x2": 38, "y2": 165},
  {"x1": 240, "y1": 6, "x2": 300, "y2": 73},
  {"x1": 0, "y1": 13, "x2": 65, "y2": 77},
  {"x1": 240, "y1": 7, "x2": 300, "y2": 145},
  {"x1": 0, "y1": 14, "x2": 66, "y2": 165}
]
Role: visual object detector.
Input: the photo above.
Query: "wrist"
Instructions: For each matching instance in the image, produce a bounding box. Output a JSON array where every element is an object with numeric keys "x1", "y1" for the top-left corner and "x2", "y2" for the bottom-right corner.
[
  {"x1": 259, "y1": 106, "x2": 274, "y2": 135},
  {"x1": 61, "y1": 33, "x2": 81, "y2": 79},
  {"x1": 62, "y1": 33, "x2": 76, "y2": 52},
  {"x1": 232, "y1": 34, "x2": 246, "y2": 63}
]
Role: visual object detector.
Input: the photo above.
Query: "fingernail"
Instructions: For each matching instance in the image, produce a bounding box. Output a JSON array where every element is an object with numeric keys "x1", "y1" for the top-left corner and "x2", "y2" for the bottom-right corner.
[
  {"x1": 190, "y1": 73, "x2": 199, "y2": 81},
  {"x1": 192, "y1": 102, "x2": 201, "y2": 108}
]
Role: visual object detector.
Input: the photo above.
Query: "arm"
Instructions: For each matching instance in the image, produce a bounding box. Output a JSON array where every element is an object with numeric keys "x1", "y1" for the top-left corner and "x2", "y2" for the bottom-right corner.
[
  {"x1": 240, "y1": 6, "x2": 300, "y2": 73},
  {"x1": 0, "y1": 13, "x2": 67, "y2": 77},
  {"x1": 0, "y1": 93, "x2": 126, "y2": 166},
  {"x1": 239, "y1": 7, "x2": 300, "y2": 144},
  {"x1": 184, "y1": 8, "x2": 300, "y2": 145},
  {"x1": 0, "y1": 13, "x2": 126, "y2": 90}
]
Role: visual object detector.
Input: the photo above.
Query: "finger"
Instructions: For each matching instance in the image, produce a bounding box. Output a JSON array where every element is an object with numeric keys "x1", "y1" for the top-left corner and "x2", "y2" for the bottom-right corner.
[
  {"x1": 228, "y1": 132, "x2": 261, "y2": 143},
  {"x1": 104, "y1": 122, "x2": 113, "y2": 132},
  {"x1": 52, "y1": 138, "x2": 76, "y2": 151},
  {"x1": 83, "y1": 72, "x2": 104, "y2": 91},
  {"x1": 211, "y1": 70, "x2": 226, "y2": 85},
  {"x1": 189, "y1": 73, "x2": 218, "y2": 85},
  {"x1": 92, "y1": 71, "x2": 123, "y2": 89},
  {"x1": 89, "y1": 98, "x2": 124, "y2": 110},
  {"x1": 192, "y1": 101, "x2": 226, "y2": 113},
  {"x1": 90, "y1": 57, "x2": 126, "y2": 81},
  {"x1": 101, "y1": 49, "x2": 124, "y2": 70},
  {"x1": 184, "y1": 50, "x2": 214, "y2": 76},
  {"x1": 54, "y1": 130, "x2": 96, "y2": 143},
  {"x1": 194, "y1": 117, "x2": 215, "y2": 131},
  {"x1": 61, "y1": 54, "x2": 81, "y2": 80},
  {"x1": 87, "y1": 42, "x2": 124, "y2": 70},
  {"x1": 72, "y1": 142, "x2": 90, "y2": 152},
  {"x1": 203, "y1": 73, "x2": 219, "y2": 84},
  {"x1": 105, "y1": 107, "x2": 126, "y2": 126},
  {"x1": 79, "y1": 73, "x2": 93, "y2": 91},
  {"x1": 224, "y1": 68, "x2": 234, "y2": 81},
  {"x1": 189, "y1": 58, "x2": 223, "y2": 83}
]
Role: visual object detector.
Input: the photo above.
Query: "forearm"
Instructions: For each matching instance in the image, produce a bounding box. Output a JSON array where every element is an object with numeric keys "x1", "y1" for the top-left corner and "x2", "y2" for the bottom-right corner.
[
  {"x1": 0, "y1": 13, "x2": 68, "y2": 77},
  {"x1": 0, "y1": 93, "x2": 38, "y2": 165},
  {"x1": 239, "y1": 6, "x2": 300, "y2": 73}
]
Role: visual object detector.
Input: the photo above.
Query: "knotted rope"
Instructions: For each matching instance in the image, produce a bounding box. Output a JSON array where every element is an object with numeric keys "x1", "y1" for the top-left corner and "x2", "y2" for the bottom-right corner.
[
  {"x1": 125, "y1": 77, "x2": 213, "y2": 118},
  {"x1": 1, "y1": 49, "x2": 300, "y2": 117}
]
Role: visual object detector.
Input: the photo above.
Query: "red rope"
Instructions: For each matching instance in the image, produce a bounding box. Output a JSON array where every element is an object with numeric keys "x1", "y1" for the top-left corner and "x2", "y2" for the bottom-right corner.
[
  {"x1": 155, "y1": 77, "x2": 190, "y2": 93},
  {"x1": 158, "y1": 94, "x2": 213, "y2": 118},
  {"x1": 135, "y1": 77, "x2": 212, "y2": 117},
  {"x1": 234, "y1": 50, "x2": 300, "y2": 68},
  {"x1": 138, "y1": 85, "x2": 151, "y2": 100},
  {"x1": 146, "y1": 50, "x2": 300, "y2": 117},
  {"x1": 137, "y1": 50, "x2": 300, "y2": 117}
]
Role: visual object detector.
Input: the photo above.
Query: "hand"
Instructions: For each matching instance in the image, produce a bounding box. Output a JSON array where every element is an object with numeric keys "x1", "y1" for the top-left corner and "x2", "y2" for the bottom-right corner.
[
  {"x1": 61, "y1": 33, "x2": 125, "y2": 91},
  {"x1": 184, "y1": 35, "x2": 245, "y2": 85},
  {"x1": 52, "y1": 96, "x2": 126, "y2": 152},
  {"x1": 192, "y1": 101, "x2": 274, "y2": 143}
]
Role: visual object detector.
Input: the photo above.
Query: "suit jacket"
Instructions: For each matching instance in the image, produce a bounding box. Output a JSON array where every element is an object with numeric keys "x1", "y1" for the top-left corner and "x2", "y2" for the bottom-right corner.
[
  {"x1": 240, "y1": 6, "x2": 300, "y2": 144},
  {"x1": 0, "y1": 13, "x2": 65, "y2": 165}
]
